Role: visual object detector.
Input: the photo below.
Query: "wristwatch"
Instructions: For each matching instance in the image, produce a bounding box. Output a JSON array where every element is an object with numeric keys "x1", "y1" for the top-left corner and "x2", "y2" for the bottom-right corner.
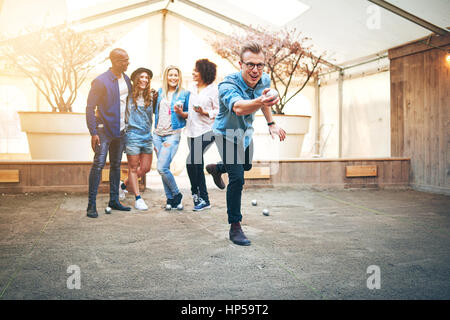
[{"x1": 267, "y1": 121, "x2": 275, "y2": 126}]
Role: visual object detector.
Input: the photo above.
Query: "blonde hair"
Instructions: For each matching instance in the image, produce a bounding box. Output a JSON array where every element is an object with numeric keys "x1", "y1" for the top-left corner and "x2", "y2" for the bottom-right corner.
[
  {"x1": 240, "y1": 42, "x2": 264, "y2": 61},
  {"x1": 162, "y1": 65, "x2": 183, "y2": 98}
]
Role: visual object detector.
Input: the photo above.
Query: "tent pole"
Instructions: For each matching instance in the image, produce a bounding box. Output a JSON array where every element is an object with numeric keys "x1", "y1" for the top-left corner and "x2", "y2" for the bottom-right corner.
[
  {"x1": 161, "y1": 9, "x2": 167, "y2": 77},
  {"x1": 368, "y1": 0, "x2": 448, "y2": 36},
  {"x1": 338, "y1": 71, "x2": 344, "y2": 158},
  {"x1": 314, "y1": 77, "x2": 321, "y2": 156}
]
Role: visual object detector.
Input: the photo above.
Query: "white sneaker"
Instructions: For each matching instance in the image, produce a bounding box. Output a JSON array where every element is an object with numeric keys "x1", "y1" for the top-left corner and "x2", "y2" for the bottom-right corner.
[
  {"x1": 119, "y1": 181, "x2": 128, "y2": 200},
  {"x1": 135, "y1": 198, "x2": 148, "y2": 211}
]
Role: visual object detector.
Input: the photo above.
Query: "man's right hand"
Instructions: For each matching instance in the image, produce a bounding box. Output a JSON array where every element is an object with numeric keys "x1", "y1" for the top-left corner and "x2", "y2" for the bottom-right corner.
[
  {"x1": 91, "y1": 135, "x2": 100, "y2": 152},
  {"x1": 233, "y1": 88, "x2": 279, "y2": 116},
  {"x1": 260, "y1": 88, "x2": 279, "y2": 107}
]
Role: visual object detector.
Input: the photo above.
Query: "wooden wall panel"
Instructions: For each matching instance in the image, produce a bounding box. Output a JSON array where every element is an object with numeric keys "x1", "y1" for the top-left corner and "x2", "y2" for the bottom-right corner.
[
  {"x1": 0, "y1": 162, "x2": 145, "y2": 193},
  {"x1": 390, "y1": 58, "x2": 405, "y2": 157},
  {"x1": 0, "y1": 159, "x2": 410, "y2": 193},
  {"x1": 438, "y1": 49, "x2": 450, "y2": 189},
  {"x1": 0, "y1": 170, "x2": 19, "y2": 182},
  {"x1": 424, "y1": 49, "x2": 440, "y2": 187},
  {"x1": 345, "y1": 165, "x2": 377, "y2": 177},
  {"x1": 389, "y1": 38, "x2": 450, "y2": 195},
  {"x1": 245, "y1": 159, "x2": 410, "y2": 188}
]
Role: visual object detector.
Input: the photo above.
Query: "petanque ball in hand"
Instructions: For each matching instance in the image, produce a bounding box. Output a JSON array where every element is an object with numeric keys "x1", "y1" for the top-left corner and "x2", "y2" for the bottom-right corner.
[{"x1": 265, "y1": 89, "x2": 279, "y2": 98}]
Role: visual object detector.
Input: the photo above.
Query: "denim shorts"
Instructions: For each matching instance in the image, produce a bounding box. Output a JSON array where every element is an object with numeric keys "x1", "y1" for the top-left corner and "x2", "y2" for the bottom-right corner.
[{"x1": 125, "y1": 139, "x2": 153, "y2": 155}]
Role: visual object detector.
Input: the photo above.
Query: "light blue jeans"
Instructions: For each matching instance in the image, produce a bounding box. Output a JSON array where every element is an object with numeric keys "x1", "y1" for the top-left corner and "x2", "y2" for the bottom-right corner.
[{"x1": 153, "y1": 132, "x2": 181, "y2": 200}]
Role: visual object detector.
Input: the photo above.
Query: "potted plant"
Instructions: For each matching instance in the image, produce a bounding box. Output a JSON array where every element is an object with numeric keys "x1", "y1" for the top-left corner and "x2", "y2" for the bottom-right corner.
[
  {"x1": 1, "y1": 26, "x2": 111, "y2": 160},
  {"x1": 210, "y1": 26, "x2": 328, "y2": 159}
]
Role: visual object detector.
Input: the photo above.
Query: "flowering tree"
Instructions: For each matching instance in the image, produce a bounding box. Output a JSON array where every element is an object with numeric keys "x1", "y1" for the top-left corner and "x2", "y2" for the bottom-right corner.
[
  {"x1": 1, "y1": 26, "x2": 111, "y2": 112},
  {"x1": 210, "y1": 26, "x2": 328, "y2": 114}
]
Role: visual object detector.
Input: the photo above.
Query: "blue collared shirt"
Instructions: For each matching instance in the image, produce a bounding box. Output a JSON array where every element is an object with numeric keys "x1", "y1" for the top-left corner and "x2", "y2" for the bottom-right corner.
[
  {"x1": 212, "y1": 71, "x2": 271, "y2": 148},
  {"x1": 85, "y1": 69, "x2": 132, "y2": 138}
]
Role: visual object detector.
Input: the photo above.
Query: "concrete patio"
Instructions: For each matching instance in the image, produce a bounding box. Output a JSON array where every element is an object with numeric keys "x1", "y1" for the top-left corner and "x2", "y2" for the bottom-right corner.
[{"x1": 0, "y1": 180, "x2": 449, "y2": 300}]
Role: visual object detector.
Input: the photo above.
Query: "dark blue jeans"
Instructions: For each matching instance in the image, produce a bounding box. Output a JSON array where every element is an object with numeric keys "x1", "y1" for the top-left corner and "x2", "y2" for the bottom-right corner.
[
  {"x1": 186, "y1": 131, "x2": 215, "y2": 203},
  {"x1": 214, "y1": 135, "x2": 253, "y2": 224},
  {"x1": 88, "y1": 128, "x2": 125, "y2": 206}
]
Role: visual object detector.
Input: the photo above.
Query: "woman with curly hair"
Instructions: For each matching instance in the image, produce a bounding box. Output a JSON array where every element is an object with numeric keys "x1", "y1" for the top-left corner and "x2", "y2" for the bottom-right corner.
[
  {"x1": 185, "y1": 59, "x2": 219, "y2": 211},
  {"x1": 119, "y1": 67, "x2": 156, "y2": 211},
  {"x1": 153, "y1": 65, "x2": 190, "y2": 210}
]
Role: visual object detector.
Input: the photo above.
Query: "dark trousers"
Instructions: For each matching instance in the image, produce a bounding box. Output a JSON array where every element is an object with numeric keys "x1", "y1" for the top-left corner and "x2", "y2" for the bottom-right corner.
[
  {"x1": 186, "y1": 131, "x2": 215, "y2": 203},
  {"x1": 214, "y1": 135, "x2": 253, "y2": 224},
  {"x1": 88, "y1": 128, "x2": 125, "y2": 206}
]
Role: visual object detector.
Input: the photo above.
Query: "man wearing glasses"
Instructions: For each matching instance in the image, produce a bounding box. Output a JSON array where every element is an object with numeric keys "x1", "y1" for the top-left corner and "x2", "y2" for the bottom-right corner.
[
  {"x1": 85, "y1": 48, "x2": 132, "y2": 218},
  {"x1": 207, "y1": 42, "x2": 286, "y2": 246}
]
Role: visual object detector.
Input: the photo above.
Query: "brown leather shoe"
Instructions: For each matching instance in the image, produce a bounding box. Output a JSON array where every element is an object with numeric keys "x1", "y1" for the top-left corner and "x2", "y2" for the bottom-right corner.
[
  {"x1": 206, "y1": 163, "x2": 225, "y2": 190},
  {"x1": 229, "y1": 222, "x2": 251, "y2": 246}
]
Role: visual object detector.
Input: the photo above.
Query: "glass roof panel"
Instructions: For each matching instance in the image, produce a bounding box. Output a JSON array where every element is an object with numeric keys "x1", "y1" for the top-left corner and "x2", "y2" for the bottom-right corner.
[{"x1": 225, "y1": 0, "x2": 310, "y2": 27}]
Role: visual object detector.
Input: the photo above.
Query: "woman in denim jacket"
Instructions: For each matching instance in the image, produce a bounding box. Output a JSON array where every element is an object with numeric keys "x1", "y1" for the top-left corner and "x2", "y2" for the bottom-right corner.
[
  {"x1": 119, "y1": 67, "x2": 156, "y2": 211},
  {"x1": 153, "y1": 65, "x2": 190, "y2": 209}
]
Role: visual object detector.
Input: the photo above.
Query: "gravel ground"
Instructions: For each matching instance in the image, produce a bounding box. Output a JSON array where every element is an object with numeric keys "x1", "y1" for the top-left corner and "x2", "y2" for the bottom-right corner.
[{"x1": 0, "y1": 184, "x2": 449, "y2": 300}]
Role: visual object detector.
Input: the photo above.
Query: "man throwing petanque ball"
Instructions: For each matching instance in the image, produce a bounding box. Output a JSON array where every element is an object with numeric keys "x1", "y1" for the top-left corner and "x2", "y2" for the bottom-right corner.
[{"x1": 206, "y1": 42, "x2": 286, "y2": 246}]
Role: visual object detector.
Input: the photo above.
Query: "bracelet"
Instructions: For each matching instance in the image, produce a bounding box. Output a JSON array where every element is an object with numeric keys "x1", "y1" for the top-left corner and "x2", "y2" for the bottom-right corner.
[{"x1": 267, "y1": 121, "x2": 275, "y2": 126}]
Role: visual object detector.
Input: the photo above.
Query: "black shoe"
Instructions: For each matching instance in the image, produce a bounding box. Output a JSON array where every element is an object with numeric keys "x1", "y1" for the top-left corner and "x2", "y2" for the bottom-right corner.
[
  {"x1": 206, "y1": 164, "x2": 225, "y2": 190},
  {"x1": 172, "y1": 192, "x2": 183, "y2": 210},
  {"x1": 229, "y1": 222, "x2": 251, "y2": 246},
  {"x1": 87, "y1": 204, "x2": 98, "y2": 218},
  {"x1": 108, "y1": 200, "x2": 131, "y2": 211}
]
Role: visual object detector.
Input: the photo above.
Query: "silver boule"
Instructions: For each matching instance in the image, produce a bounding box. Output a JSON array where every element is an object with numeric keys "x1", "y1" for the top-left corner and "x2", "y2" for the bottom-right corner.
[
  {"x1": 165, "y1": 204, "x2": 172, "y2": 211},
  {"x1": 105, "y1": 206, "x2": 112, "y2": 214},
  {"x1": 262, "y1": 209, "x2": 270, "y2": 216},
  {"x1": 265, "y1": 89, "x2": 279, "y2": 98},
  {"x1": 252, "y1": 199, "x2": 257, "y2": 206}
]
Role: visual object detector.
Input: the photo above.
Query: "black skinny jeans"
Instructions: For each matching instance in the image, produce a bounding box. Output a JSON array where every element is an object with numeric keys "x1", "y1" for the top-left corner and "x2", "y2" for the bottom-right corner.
[{"x1": 186, "y1": 131, "x2": 215, "y2": 203}]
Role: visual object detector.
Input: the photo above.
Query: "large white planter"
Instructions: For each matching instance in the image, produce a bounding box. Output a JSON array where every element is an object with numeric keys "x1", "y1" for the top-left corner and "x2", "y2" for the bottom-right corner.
[
  {"x1": 252, "y1": 114, "x2": 311, "y2": 160},
  {"x1": 18, "y1": 111, "x2": 94, "y2": 161}
]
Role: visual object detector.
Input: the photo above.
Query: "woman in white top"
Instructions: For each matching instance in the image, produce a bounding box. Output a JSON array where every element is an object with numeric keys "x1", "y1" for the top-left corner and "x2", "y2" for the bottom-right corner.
[{"x1": 185, "y1": 59, "x2": 219, "y2": 211}]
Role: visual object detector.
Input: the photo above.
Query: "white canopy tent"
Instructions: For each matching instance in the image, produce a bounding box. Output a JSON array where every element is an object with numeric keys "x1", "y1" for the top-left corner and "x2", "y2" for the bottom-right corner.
[
  {"x1": 0, "y1": 0, "x2": 448, "y2": 158},
  {"x1": 1, "y1": 0, "x2": 448, "y2": 65}
]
